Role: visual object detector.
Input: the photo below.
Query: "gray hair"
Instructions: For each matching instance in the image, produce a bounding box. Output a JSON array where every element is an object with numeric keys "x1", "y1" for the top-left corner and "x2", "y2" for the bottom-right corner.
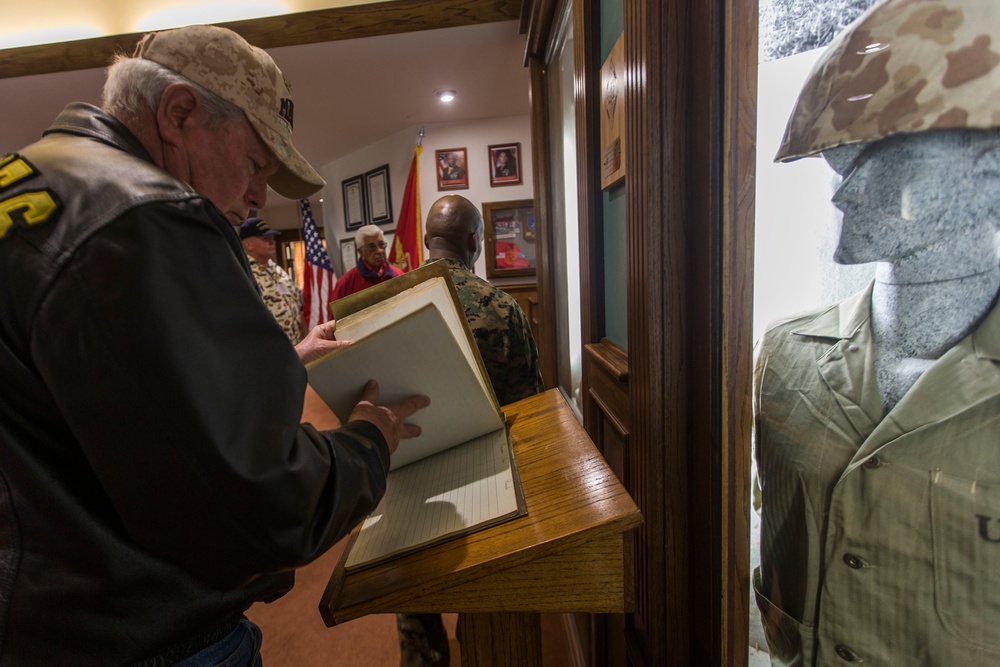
[
  {"x1": 354, "y1": 224, "x2": 383, "y2": 248},
  {"x1": 102, "y1": 55, "x2": 244, "y2": 129}
]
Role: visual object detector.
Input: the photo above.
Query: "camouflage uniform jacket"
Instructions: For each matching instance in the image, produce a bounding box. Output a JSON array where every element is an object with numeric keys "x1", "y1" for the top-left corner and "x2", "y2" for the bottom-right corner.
[
  {"x1": 248, "y1": 256, "x2": 304, "y2": 344},
  {"x1": 442, "y1": 258, "x2": 544, "y2": 405}
]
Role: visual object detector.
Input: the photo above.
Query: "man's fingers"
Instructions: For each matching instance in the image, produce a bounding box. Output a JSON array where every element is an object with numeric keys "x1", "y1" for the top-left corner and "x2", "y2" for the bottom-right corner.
[
  {"x1": 358, "y1": 379, "x2": 379, "y2": 405},
  {"x1": 399, "y1": 423, "x2": 423, "y2": 439},
  {"x1": 393, "y1": 394, "x2": 430, "y2": 420},
  {"x1": 320, "y1": 319, "x2": 338, "y2": 338}
]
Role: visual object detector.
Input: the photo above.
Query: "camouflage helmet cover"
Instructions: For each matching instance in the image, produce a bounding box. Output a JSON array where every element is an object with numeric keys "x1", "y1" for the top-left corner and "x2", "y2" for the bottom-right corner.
[
  {"x1": 775, "y1": 0, "x2": 1000, "y2": 162},
  {"x1": 135, "y1": 25, "x2": 325, "y2": 198}
]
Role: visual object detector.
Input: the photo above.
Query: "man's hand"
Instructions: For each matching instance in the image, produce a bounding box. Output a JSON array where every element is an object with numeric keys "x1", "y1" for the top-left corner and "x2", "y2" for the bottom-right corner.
[
  {"x1": 349, "y1": 380, "x2": 429, "y2": 455},
  {"x1": 296, "y1": 320, "x2": 350, "y2": 365}
]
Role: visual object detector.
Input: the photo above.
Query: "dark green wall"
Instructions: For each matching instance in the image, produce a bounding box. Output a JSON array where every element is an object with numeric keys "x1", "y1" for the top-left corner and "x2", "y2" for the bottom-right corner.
[{"x1": 601, "y1": 0, "x2": 627, "y2": 349}]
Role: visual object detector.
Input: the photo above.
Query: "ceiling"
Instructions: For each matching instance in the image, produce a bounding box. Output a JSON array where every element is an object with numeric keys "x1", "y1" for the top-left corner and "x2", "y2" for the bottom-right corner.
[{"x1": 0, "y1": 18, "x2": 531, "y2": 207}]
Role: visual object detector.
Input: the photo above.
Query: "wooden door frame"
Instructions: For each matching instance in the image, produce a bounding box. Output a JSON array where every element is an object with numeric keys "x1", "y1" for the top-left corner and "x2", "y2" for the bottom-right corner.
[
  {"x1": 621, "y1": 0, "x2": 757, "y2": 663},
  {"x1": 526, "y1": 0, "x2": 758, "y2": 664}
]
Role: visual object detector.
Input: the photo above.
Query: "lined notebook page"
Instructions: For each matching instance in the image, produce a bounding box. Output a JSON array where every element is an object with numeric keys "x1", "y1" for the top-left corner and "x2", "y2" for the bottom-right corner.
[{"x1": 344, "y1": 427, "x2": 520, "y2": 571}]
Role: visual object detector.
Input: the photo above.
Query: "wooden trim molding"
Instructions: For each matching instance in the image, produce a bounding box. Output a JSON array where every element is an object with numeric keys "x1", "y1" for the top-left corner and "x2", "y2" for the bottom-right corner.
[
  {"x1": 721, "y1": 1, "x2": 757, "y2": 664},
  {"x1": 588, "y1": 338, "x2": 628, "y2": 382},
  {"x1": 573, "y1": 0, "x2": 604, "y2": 348},
  {"x1": 527, "y1": 57, "x2": 559, "y2": 391},
  {"x1": 520, "y1": 0, "x2": 561, "y2": 62}
]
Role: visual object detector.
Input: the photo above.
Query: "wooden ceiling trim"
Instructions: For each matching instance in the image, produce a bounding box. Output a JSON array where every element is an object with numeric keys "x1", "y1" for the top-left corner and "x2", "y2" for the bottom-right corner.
[{"x1": 1, "y1": 0, "x2": 521, "y2": 79}]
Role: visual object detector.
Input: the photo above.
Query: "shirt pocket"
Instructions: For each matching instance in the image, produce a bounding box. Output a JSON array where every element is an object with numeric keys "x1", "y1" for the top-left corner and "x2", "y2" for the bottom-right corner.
[
  {"x1": 753, "y1": 566, "x2": 812, "y2": 666},
  {"x1": 930, "y1": 470, "x2": 1000, "y2": 652}
]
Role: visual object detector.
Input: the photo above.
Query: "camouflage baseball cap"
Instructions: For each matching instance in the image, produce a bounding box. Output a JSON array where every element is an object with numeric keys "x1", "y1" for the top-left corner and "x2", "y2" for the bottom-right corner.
[
  {"x1": 135, "y1": 24, "x2": 325, "y2": 198},
  {"x1": 776, "y1": 0, "x2": 1000, "y2": 163}
]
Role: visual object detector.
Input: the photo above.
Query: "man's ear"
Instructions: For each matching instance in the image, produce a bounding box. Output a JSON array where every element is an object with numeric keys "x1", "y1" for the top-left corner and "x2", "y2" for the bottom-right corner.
[
  {"x1": 156, "y1": 83, "x2": 199, "y2": 145},
  {"x1": 466, "y1": 231, "x2": 478, "y2": 253}
]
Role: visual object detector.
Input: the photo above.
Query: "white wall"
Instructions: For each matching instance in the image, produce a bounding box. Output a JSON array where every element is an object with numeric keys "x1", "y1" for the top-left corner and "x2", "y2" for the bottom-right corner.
[
  {"x1": 754, "y1": 49, "x2": 874, "y2": 344},
  {"x1": 316, "y1": 114, "x2": 535, "y2": 279}
]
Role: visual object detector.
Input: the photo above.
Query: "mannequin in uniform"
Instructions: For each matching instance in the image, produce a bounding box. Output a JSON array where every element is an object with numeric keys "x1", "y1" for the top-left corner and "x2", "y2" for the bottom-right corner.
[{"x1": 754, "y1": 1, "x2": 1000, "y2": 664}]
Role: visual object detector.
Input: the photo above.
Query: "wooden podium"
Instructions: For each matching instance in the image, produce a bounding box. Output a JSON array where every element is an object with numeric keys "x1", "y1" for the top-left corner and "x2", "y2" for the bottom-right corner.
[{"x1": 319, "y1": 389, "x2": 643, "y2": 666}]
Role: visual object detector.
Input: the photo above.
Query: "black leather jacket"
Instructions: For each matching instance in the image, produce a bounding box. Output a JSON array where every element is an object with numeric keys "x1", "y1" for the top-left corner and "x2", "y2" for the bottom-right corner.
[{"x1": 0, "y1": 104, "x2": 390, "y2": 665}]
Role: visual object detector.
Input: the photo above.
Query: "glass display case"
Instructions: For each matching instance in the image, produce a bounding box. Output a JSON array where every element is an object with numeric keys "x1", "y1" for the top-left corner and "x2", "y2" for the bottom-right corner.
[{"x1": 751, "y1": 1, "x2": 1000, "y2": 664}]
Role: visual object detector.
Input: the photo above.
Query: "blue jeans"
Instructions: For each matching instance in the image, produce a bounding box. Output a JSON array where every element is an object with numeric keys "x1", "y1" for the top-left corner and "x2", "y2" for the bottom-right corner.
[{"x1": 173, "y1": 618, "x2": 263, "y2": 667}]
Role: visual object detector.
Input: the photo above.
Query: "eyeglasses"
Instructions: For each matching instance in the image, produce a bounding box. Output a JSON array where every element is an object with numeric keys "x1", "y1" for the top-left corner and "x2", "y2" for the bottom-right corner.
[{"x1": 364, "y1": 241, "x2": 388, "y2": 251}]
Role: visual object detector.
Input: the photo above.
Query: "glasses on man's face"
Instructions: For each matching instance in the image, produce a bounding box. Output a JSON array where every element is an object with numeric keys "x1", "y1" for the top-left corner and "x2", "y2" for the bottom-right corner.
[{"x1": 364, "y1": 241, "x2": 387, "y2": 251}]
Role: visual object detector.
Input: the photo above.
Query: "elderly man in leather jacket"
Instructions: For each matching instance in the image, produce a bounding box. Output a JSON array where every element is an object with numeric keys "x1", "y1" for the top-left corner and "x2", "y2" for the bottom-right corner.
[{"x1": 0, "y1": 25, "x2": 427, "y2": 666}]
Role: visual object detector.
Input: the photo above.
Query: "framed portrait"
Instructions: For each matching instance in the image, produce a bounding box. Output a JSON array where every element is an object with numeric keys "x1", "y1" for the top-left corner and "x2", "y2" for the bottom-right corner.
[
  {"x1": 341, "y1": 175, "x2": 367, "y2": 231},
  {"x1": 488, "y1": 143, "x2": 522, "y2": 187},
  {"x1": 339, "y1": 238, "x2": 356, "y2": 274},
  {"x1": 482, "y1": 199, "x2": 536, "y2": 279},
  {"x1": 364, "y1": 164, "x2": 393, "y2": 226},
  {"x1": 435, "y1": 147, "x2": 469, "y2": 191}
]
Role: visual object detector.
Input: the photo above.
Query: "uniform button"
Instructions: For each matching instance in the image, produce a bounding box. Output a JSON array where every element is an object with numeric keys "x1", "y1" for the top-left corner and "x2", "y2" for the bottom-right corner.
[
  {"x1": 843, "y1": 553, "x2": 867, "y2": 569},
  {"x1": 862, "y1": 455, "x2": 881, "y2": 469},
  {"x1": 847, "y1": 344, "x2": 859, "y2": 352},
  {"x1": 835, "y1": 644, "x2": 859, "y2": 661}
]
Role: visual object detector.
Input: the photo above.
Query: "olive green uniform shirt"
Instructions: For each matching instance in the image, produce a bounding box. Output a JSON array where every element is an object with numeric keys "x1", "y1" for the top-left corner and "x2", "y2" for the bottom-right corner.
[{"x1": 753, "y1": 281, "x2": 1000, "y2": 665}]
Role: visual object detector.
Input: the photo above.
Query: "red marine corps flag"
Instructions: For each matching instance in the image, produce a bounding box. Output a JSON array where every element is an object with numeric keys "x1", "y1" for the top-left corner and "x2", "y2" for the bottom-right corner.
[
  {"x1": 300, "y1": 199, "x2": 337, "y2": 330},
  {"x1": 390, "y1": 128, "x2": 424, "y2": 272}
]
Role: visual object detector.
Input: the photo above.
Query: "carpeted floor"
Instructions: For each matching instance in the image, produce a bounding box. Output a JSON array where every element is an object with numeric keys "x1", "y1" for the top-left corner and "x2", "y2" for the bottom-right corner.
[
  {"x1": 247, "y1": 536, "x2": 570, "y2": 666},
  {"x1": 247, "y1": 536, "x2": 459, "y2": 665}
]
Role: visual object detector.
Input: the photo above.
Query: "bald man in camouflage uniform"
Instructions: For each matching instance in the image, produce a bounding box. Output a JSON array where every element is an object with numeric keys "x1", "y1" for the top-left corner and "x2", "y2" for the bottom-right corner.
[
  {"x1": 426, "y1": 195, "x2": 544, "y2": 406},
  {"x1": 396, "y1": 194, "x2": 544, "y2": 666},
  {"x1": 755, "y1": 1, "x2": 1000, "y2": 664}
]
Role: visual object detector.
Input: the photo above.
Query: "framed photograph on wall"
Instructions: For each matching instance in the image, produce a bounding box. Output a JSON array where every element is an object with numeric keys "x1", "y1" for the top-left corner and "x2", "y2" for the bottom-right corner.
[
  {"x1": 342, "y1": 175, "x2": 366, "y2": 231},
  {"x1": 482, "y1": 199, "x2": 536, "y2": 279},
  {"x1": 339, "y1": 238, "x2": 356, "y2": 274},
  {"x1": 435, "y1": 147, "x2": 469, "y2": 190},
  {"x1": 488, "y1": 143, "x2": 522, "y2": 187},
  {"x1": 364, "y1": 164, "x2": 393, "y2": 225}
]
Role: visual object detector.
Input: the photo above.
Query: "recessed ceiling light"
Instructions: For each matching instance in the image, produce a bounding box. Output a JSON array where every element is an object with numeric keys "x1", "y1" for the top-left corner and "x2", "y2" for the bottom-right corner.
[{"x1": 435, "y1": 89, "x2": 457, "y2": 103}]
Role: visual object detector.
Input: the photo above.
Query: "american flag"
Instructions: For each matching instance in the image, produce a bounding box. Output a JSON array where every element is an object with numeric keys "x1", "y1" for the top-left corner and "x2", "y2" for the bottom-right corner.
[{"x1": 300, "y1": 199, "x2": 337, "y2": 330}]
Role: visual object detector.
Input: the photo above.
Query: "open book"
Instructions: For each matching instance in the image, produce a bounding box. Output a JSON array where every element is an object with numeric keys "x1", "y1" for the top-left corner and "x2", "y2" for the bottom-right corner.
[{"x1": 306, "y1": 261, "x2": 527, "y2": 571}]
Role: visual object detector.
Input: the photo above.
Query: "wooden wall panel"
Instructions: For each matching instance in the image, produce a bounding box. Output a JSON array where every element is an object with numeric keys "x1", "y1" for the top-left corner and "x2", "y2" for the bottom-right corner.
[
  {"x1": 499, "y1": 283, "x2": 541, "y2": 349},
  {"x1": 581, "y1": 339, "x2": 630, "y2": 667},
  {"x1": 623, "y1": 0, "x2": 674, "y2": 662},
  {"x1": 582, "y1": 340, "x2": 628, "y2": 478}
]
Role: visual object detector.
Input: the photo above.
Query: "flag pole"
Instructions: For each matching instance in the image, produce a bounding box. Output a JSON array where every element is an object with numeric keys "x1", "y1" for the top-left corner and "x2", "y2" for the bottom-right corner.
[{"x1": 417, "y1": 126, "x2": 424, "y2": 148}]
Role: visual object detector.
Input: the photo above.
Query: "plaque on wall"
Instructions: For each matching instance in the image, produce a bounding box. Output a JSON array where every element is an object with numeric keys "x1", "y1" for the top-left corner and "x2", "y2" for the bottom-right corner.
[{"x1": 600, "y1": 33, "x2": 626, "y2": 190}]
